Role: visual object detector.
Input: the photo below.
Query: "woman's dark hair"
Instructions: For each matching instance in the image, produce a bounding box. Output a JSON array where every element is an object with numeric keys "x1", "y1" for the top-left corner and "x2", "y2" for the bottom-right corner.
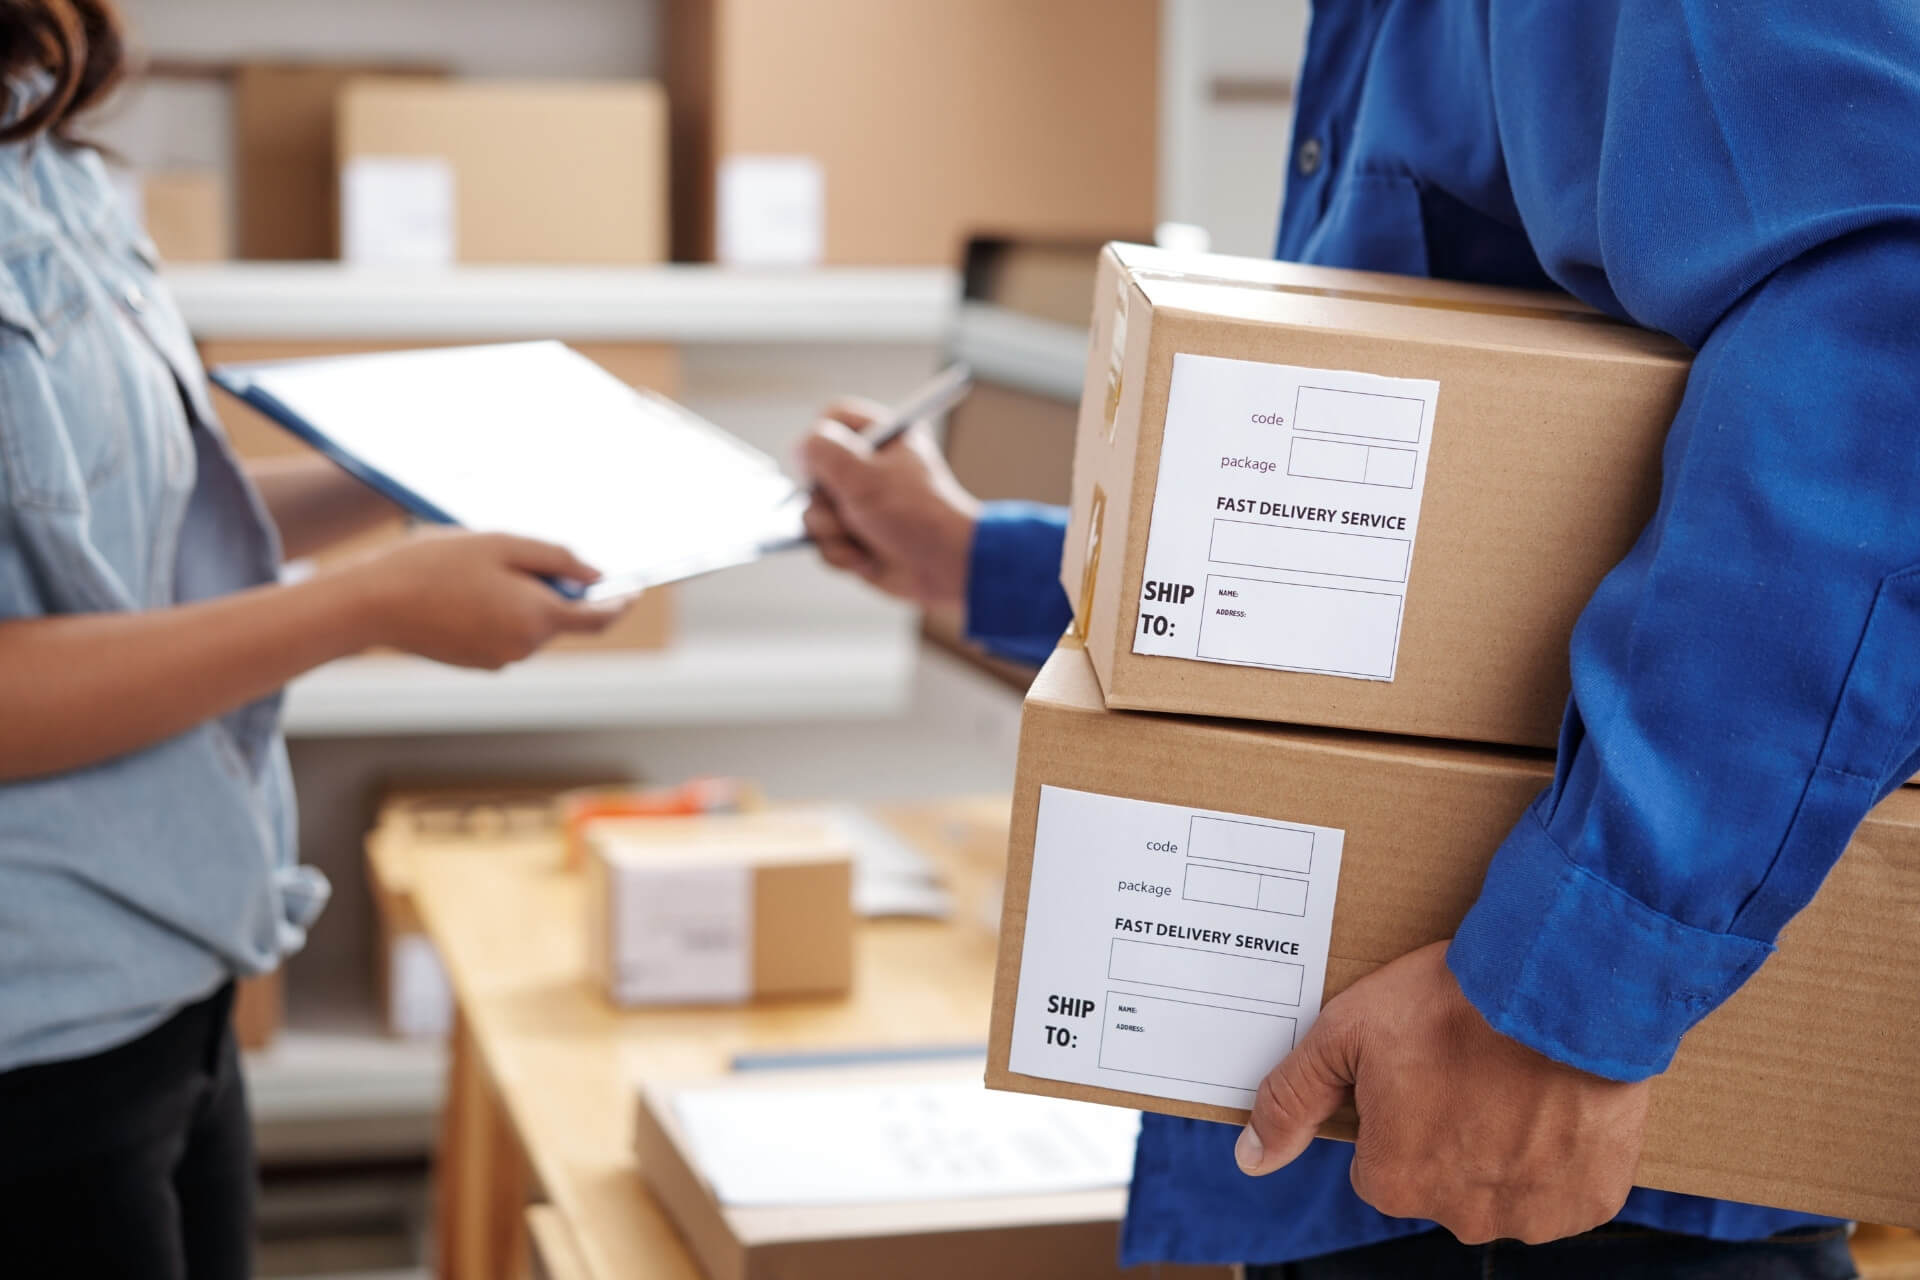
[{"x1": 0, "y1": 0, "x2": 126, "y2": 145}]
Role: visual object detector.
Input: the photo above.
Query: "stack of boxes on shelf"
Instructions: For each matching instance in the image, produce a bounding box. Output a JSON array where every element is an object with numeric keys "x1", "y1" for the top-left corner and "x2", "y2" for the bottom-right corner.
[{"x1": 985, "y1": 243, "x2": 1920, "y2": 1227}]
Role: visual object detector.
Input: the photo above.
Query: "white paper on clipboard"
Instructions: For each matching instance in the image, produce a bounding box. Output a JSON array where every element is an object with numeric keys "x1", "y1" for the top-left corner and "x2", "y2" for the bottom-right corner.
[{"x1": 215, "y1": 341, "x2": 805, "y2": 600}]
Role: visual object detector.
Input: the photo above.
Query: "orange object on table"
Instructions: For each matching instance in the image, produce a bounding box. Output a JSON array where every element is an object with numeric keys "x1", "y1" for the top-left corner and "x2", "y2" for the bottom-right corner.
[{"x1": 559, "y1": 778, "x2": 758, "y2": 869}]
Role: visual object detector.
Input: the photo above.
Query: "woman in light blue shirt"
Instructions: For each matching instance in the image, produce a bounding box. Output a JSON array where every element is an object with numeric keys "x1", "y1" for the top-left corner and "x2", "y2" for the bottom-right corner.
[{"x1": 0, "y1": 6, "x2": 620, "y2": 1275}]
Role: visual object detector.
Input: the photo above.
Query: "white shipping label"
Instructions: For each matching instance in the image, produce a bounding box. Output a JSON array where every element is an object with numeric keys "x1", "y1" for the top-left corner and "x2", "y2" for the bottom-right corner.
[
  {"x1": 611, "y1": 863, "x2": 752, "y2": 1004},
  {"x1": 1133, "y1": 353, "x2": 1440, "y2": 681},
  {"x1": 1008, "y1": 785, "x2": 1345, "y2": 1111},
  {"x1": 389, "y1": 933, "x2": 453, "y2": 1040},
  {"x1": 341, "y1": 155, "x2": 457, "y2": 267},
  {"x1": 718, "y1": 155, "x2": 825, "y2": 266}
]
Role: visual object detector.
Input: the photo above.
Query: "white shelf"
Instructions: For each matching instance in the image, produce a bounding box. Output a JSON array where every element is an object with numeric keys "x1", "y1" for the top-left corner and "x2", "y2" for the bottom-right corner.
[
  {"x1": 282, "y1": 629, "x2": 916, "y2": 737},
  {"x1": 166, "y1": 262, "x2": 958, "y2": 344},
  {"x1": 245, "y1": 1028, "x2": 446, "y2": 1125},
  {"x1": 949, "y1": 301, "x2": 1089, "y2": 403}
]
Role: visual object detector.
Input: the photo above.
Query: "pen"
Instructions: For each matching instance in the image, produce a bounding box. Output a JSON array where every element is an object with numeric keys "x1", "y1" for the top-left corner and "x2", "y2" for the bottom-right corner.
[{"x1": 857, "y1": 361, "x2": 974, "y2": 453}]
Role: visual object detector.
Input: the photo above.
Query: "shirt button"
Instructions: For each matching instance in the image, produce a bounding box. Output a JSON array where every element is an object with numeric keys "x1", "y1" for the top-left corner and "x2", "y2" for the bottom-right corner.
[
  {"x1": 124, "y1": 282, "x2": 146, "y2": 312},
  {"x1": 1296, "y1": 137, "x2": 1324, "y2": 177}
]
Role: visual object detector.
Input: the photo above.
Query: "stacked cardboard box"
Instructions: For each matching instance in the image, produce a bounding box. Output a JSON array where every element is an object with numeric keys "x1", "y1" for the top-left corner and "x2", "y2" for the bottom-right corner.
[
  {"x1": 664, "y1": 0, "x2": 1157, "y2": 265},
  {"x1": 986, "y1": 244, "x2": 1920, "y2": 1228},
  {"x1": 231, "y1": 64, "x2": 664, "y2": 265},
  {"x1": 336, "y1": 78, "x2": 668, "y2": 266},
  {"x1": 233, "y1": 62, "x2": 445, "y2": 261}
]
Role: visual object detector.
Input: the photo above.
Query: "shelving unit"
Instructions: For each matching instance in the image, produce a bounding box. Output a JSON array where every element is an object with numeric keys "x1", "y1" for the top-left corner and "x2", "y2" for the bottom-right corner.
[
  {"x1": 165, "y1": 262, "x2": 958, "y2": 344},
  {"x1": 246, "y1": 1028, "x2": 445, "y2": 1164},
  {"x1": 282, "y1": 630, "x2": 917, "y2": 737},
  {"x1": 948, "y1": 301, "x2": 1089, "y2": 402}
]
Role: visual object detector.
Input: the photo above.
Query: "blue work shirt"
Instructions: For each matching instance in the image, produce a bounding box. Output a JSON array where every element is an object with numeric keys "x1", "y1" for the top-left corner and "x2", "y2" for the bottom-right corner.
[{"x1": 966, "y1": 0, "x2": 1920, "y2": 1264}]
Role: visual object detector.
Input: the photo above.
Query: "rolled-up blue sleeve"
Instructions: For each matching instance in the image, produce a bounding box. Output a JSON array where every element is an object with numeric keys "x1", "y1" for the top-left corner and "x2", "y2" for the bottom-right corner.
[
  {"x1": 964, "y1": 501, "x2": 1073, "y2": 666},
  {"x1": 1450, "y1": 7, "x2": 1920, "y2": 1081}
]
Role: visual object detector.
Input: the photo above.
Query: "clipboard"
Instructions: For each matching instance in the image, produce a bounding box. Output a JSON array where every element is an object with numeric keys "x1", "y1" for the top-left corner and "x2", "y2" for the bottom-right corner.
[{"x1": 210, "y1": 341, "x2": 807, "y2": 601}]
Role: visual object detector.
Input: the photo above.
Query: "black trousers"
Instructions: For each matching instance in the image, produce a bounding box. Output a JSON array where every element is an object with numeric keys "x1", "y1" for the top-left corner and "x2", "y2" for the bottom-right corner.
[
  {"x1": 1248, "y1": 1222, "x2": 1858, "y2": 1280},
  {"x1": 0, "y1": 984, "x2": 255, "y2": 1280}
]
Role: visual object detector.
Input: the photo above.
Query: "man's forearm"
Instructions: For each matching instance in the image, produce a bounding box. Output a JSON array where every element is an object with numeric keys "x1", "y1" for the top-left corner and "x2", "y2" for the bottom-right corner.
[
  {"x1": 0, "y1": 572, "x2": 380, "y2": 781},
  {"x1": 246, "y1": 456, "x2": 400, "y2": 561}
]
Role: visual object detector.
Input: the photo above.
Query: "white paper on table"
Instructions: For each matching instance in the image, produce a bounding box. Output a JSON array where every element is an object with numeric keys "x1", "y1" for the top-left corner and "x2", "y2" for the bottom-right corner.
[
  {"x1": 341, "y1": 155, "x2": 457, "y2": 266},
  {"x1": 672, "y1": 1075, "x2": 1140, "y2": 1207},
  {"x1": 214, "y1": 341, "x2": 805, "y2": 599},
  {"x1": 717, "y1": 154, "x2": 825, "y2": 266},
  {"x1": 1007, "y1": 785, "x2": 1345, "y2": 1112},
  {"x1": 828, "y1": 805, "x2": 953, "y2": 920}
]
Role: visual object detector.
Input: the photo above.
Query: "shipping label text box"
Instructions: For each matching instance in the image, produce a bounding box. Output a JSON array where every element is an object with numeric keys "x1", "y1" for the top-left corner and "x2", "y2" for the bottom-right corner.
[
  {"x1": 1098, "y1": 990, "x2": 1299, "y2": 1093},
  {"x1": 1108, "y1": 937, "x2": 1305, "y2": 1006}
]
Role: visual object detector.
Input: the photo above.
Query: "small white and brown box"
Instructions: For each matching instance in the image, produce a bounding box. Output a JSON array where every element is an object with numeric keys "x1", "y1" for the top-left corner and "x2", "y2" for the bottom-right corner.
[{"x1": 586, "y1": 812, "x2": 854, "y2": 1006}]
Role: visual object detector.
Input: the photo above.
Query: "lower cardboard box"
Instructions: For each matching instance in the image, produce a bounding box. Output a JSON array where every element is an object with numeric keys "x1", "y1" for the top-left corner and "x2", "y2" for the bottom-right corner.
[
  {"x1": 987, "y1": 642, "x2": 1920, "y2": 1228},
  {"x1": 633, "y1": 1064, "x2": 1231, "y2": 1280}
]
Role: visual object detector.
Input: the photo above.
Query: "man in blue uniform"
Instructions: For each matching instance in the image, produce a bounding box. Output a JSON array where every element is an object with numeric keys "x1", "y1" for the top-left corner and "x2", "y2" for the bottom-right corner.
[{"x1": 798, "y1": 3, "x2": 1917, "y2": 1274}]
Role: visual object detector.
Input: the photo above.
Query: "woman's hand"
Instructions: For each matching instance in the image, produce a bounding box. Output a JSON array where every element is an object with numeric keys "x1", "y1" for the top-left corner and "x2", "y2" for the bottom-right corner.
[
  {"x1": 343, "y1": 531, "x2": 623, "y2": 669},
  {"x1": 795, "y1": 398, "x2": 982, "y2": 611}
]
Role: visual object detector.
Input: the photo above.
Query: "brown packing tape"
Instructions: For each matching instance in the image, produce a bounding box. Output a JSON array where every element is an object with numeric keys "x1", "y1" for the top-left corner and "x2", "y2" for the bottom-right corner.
[{"x1": 1070, "y1": 484, "x2": 1105, "y2": 640}]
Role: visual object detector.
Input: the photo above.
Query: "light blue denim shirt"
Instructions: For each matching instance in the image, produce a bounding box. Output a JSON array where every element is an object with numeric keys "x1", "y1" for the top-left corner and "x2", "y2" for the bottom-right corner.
[{"x1": 0, "y1": 131, "x2": 328, "y2": 1072}]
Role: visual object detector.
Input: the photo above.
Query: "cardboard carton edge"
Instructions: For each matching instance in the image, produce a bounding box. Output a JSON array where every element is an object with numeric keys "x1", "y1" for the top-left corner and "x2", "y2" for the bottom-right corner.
[{"x1": 634, "y1": 1082, "x2": 752, "y2": 1280}]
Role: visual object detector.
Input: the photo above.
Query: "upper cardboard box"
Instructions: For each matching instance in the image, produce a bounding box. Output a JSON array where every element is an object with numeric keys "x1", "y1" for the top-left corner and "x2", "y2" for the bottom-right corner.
[
  {"x1": 989, "y1": 643, "x2": 1920, "y2": 1228},
  {"x1": 1063, "y1": 243, "x2": 1693, "y2": 748}
]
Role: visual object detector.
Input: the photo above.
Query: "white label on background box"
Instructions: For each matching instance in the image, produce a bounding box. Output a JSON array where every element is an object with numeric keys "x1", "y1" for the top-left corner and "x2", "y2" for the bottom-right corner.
[
  {"x1": 389, "y1": 933, "x2": 453, "y2": 1040},
  {"x1": 718, "y1": 155, "x2": 824, "y2": 266},
  {"x1": 341, "y1": 155, "x2": 456, "y2": 267},
  {"x1": 610, "y1": 863, "x2": 752, "y2": 1004},
  {"x1": 1133, "y1": 353, "x2": 1439, "y2": 681},
  {"x1": 1008, "y1": 785, "x2": 1345, "y2": 1111}
]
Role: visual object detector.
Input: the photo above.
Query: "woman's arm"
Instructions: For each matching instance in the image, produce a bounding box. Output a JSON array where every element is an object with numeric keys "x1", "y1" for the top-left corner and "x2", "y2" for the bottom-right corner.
[
  {"x1": 245, "y1": 455, "x2": 401, "y2": 561},
  {"x1": 0, "y1": 531, "x2": 620, "y2": 781}
]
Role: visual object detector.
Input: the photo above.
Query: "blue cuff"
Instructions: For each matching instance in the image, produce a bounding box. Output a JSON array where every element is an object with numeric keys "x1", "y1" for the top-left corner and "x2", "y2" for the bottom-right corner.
[
  {"x1": 1447, "y1": 799, "x2": 1775, "y2": 1082},
  {"x1": 964, "y1": 501, "x2": 1073, "y2": 666}
]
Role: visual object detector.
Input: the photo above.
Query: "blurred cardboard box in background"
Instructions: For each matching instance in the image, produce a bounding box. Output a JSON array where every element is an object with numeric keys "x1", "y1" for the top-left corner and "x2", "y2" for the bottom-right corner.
[
  {"x1": 337, "y1": 78, "x2": 668, "y2": 266},
  {"x1": 140, "y1": 170, "x2": 229, "y2": 262},
  {"x1": 665, "y1": 0, "x2": 1158, "y2": 265},
  {"x1": 233, "y1": 62, "x2": 446, "y2": 260}
]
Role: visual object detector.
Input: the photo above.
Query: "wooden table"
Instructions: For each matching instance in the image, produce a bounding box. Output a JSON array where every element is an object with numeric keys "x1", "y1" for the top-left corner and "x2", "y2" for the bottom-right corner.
[
  {"x1": 406, "y1": 795, "x2": 1920, "y2": 1280},
  {"x1": 406, "y1": 797, "x2": 1016, "y2": 1280}
]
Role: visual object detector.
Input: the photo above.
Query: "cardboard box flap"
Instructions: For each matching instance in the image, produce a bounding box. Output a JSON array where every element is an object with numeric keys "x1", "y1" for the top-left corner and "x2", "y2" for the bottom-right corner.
[
  {"x1": 1109, "y1": 242, "x2": 1600, "y2": 317},
  {"x1": 1107, "y1": 244, "x2": 1691, "y2": 363}
]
